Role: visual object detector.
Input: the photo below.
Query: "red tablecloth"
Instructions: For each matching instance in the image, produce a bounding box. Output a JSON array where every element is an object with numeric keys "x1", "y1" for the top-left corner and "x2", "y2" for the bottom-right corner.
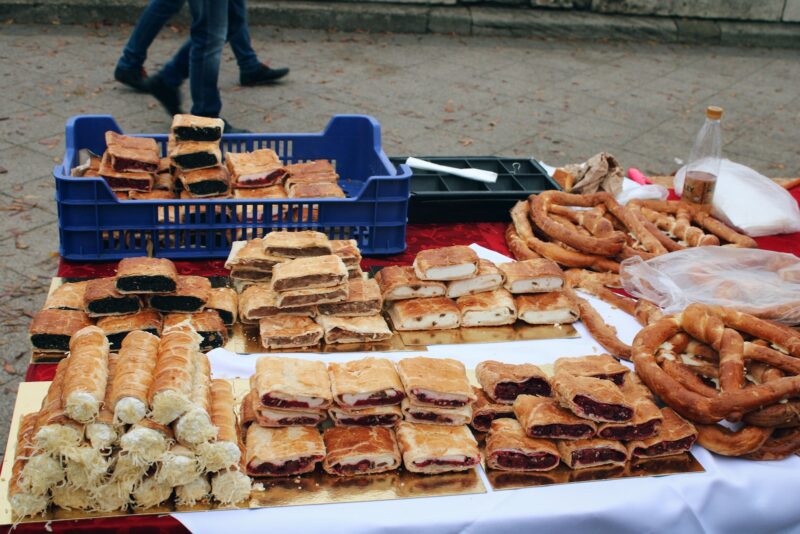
[{"x1": 14, "y1": 187, "x2": 800, "y2": 533}]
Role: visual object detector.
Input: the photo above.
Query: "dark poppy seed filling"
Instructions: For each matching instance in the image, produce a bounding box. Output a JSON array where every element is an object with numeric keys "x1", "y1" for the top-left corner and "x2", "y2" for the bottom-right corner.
[
  {"x1": 87, "y1": 296, "x2": 141, "y2": 316},
  {"x1": 173, "y1": 152, "x2": 219, "y2": 170},
  {"x1": 492, "y1": 451, "x2": 559, "y2": 470},
  {"x1": 30, "y1": 334, "x2": 71, "y2": 352},
  {"x1": 149, "y1": 295, "x2": 205, "y2": 313},
  {"x1": 187, "y1": 180, "x2": 228, "y2": 197},
  {"x1": 106, "y1": 327, "x2": 159, "y2": 351},
  {"x1": 173, "y1": 126, "x2": 222, "y2": 142},
  {"x1": 573, "y1": 395, "x2": 633, "y2": 421},
  {"x1": 215, "y1": 309, "x2": 234, "y2": 326},
  {"x1": 116, "y1": 275, "x2": 176, "y2": 293},
  {"x1": 198, "y1": 331, "x2": 225, "y2": 351},
  {"x1": 633, "y1": 436, "x2": 697, "y2": 458},
  {"x1": 599, "y1": 420, "x2": 661, "y2": 441},
  {"x1": 493, "y1": 377, "x2": 551, "y2": 401},
  {"x1": 530, "y1": 423, "x2": 595, "y2": 439}
]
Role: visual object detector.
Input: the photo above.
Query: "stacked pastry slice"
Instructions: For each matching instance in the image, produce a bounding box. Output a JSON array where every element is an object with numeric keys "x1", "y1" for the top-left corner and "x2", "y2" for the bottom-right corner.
[
  {"x1": 98, "y1": 131, "x2": 159, "y2": 193},
  {"x1": 397, "y1": 357, "x2": 477, "y2": 427},
  {"x1": 168, "y1": 114, "x2": 229, "y2": 199},
  {"x1": 327, "y1": 358, "x2": 405, "y2": 427}
]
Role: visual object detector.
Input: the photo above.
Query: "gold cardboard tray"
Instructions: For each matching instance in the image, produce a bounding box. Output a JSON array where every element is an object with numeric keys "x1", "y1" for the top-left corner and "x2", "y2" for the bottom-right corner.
[
  {"x1": 32, "y1": 277, "x2": 578, "y2": 362},
  {"x1": 0, "y1": 380, "x2": 486, "y2": 526}
]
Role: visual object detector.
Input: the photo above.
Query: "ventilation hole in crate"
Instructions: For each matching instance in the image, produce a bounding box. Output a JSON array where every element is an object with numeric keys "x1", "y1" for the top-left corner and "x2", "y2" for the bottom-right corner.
[{"x1": 287, "y1": 140, "x2": 293, "y2": 159}]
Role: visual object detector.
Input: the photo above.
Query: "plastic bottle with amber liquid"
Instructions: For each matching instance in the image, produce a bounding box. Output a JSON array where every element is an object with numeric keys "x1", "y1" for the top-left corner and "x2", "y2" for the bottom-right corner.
[{"x1": 682, "y1": 106, "x2": 723, "y2": 212}]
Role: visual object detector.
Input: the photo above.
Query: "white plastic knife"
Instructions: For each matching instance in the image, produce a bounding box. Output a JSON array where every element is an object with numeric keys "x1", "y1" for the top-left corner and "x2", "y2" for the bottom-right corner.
[{"x1": 405, "y1": 157, "x2": 498, "y2": 184}]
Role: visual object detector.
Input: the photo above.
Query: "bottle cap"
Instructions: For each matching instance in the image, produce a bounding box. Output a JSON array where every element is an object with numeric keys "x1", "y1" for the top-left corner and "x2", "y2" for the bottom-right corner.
[{"x1": 705, "y1": 106, "x2": 723, "y2": 120}]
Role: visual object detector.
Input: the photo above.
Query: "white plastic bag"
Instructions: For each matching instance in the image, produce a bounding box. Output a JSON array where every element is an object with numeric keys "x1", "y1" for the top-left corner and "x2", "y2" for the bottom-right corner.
[
  {"x1": 615, "y1": 179, "x2": 669, "y2": 206},
  {"x1": 620, "y1": 247, "x2": 800, "y2": 324},
  {"x1": 674, "y1": 159, "x2": 800, "y2": 237}
]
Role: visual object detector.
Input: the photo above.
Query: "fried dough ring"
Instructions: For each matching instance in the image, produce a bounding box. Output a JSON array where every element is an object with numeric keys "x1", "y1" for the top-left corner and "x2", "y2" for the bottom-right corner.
[
  {"x1": 743, "y1": 427, "x2": 800, "y2": 460},
  {"x1": 696, "y1": 423, "x2": 772, "y2": 456},
  {"x1": 505, "y1": 224, "x2": 541, "y2": 261}
]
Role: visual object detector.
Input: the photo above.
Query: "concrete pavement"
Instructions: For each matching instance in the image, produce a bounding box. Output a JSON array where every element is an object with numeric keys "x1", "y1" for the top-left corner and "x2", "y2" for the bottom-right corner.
[{"x1": 0, "y1": 22, "x2": 798, "y2": 454}]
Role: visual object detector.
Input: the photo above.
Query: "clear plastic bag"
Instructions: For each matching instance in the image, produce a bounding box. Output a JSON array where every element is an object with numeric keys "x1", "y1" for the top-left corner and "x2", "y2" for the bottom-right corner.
[
  {"x1": 674, "y1": 159, "x2": 800, "y2": 237},
  {"x1": 620, "y1": 247, "x2": 800, "y2": 325}
]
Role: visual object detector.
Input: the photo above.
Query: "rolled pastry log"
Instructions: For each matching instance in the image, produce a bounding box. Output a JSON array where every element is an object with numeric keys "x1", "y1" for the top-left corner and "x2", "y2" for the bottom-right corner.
[
  {"x1": 10, "y1": 413, "x2": 50, "y2": 519},
  {"x1": 174, "y1": 353, "x2": 217, "y2": 446},
  {"x1": 86, "y1": 353, "x2": 120, "y2": 450},
  {"x1": 148, "y1": 329, "x2": 202, "y2": 424},
  {"x1": 62, "y1": 325, "x2": 110, "y2": 423},
  {"x1": 111, "y1": 330, "x2": 160, "y2": 424},
  {"x1": 35, "y1": 359, "x2": 83, "y2": 452},
  {"x1": 119, "y1": 418, "x2": 172, "y2": 467},
  {"x1": 133, "y1": 475, "x2": 173, "y2": 509},
  {"x1": 156, "y1": 444, "x2": 200, "y2": 487},
  {"x1": 211, "y1": 468, "x2": 252, "y2": 505},
  {"x1": 176, "y1": 476, "x2": 211, "y2": 506},
  {"x1": 197, "y1": 379, "x2": 242, "y2": 472}
]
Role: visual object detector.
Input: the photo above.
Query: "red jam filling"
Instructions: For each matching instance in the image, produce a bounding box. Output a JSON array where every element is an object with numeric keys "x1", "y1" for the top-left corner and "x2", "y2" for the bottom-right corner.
[
  {"x1": 493, "y1": 378, "x2": 551, "y2": 401},
  {"x1": 341, "y1": 390, "x2": 405, "y2": 408},
  {"x1": 599, "y1": 420, "x2": 660, "y2": 441},
  {"x1": 414, "y1": 457, "x2": 478, "y2": 468},
  {"x1": 333, "y1": 459, "x2": 390, "y2": 475},
  {"x1": 471, "y1": 414, "x2": 495, "y2": 431},
  {"x1": 493, "y1": 451, "x2": 559, "y2": 470},
  {"x1": 249, "y1": 455, "x2": 322, "y2": 476},
  {"x1": 106, "y1": 177, "x2": 151, "y2": 190},
  {"x1": 261, "y1": 393, "x2": 315, "y2": 409},
  {"x1": 338, "y1": 414, "x2": 400, "y2": 426},
  {"x1": 277, "y1": 417, "x2": 318, "y2": 425},
  {"x1": 531, "y1": 423, "x2": 595, "y2": 439},
  {"x1": 112, "y1": 157, "x2": 157, "y2": 173},
  {"x1": 574, "y1": 395, "x2": 633, "y2": 422},
  {"x1": 634, "y1": 436, "x2": 696, "y2": 458},
  {"x1": 572, "y1": 448, "x2": 626, "y2": 467},
  {"x1": 237, "y1": 170, "x2": 286, "y2": 187},
  {"x1": 593, "y1": 373, "x2": 626, "y2": 386},
  {"x1": 413, "y1": 390, "x2": 466, "y2": 407},
  {"x1": 411, "y1": 411, "x2": 453, "y2": 424}
]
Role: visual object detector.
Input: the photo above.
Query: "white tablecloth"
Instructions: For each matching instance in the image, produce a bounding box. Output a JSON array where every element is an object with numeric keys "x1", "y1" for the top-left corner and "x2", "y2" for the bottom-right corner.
[{"x1": 173, "y1": 246, "x2": 800, "y2": 534}]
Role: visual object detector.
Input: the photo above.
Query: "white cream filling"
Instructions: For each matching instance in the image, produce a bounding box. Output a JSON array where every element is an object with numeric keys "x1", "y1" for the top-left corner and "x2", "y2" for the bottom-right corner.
[
  {"x1": 509, "y1": 277, "x2": 563, "y2": 294},
  {"x1": 65, "y1": 392, "x2": 101, "y2": 424},
  {"x1": 519, "y1": 309, "x2": 579, "y2": 325},
  {"x1": 196, "y1": 441, "x2": 241, "y2": 472},
  {"x1": 416, "y1": 263, "x2": 477, "y2": 281},
  {"x1": 387, "y1": 285, "x2": 445, "y2": 300},
  {"x1": 462, "y1": 308, "x2": 516, "y2": 327},
  {"x1": 211, "y1": 470, "x2": 252, "y2": 504},
  {"x1": 446, "y1": 275, "x2": 503, "y2": 298},
  {"x1": 175, "y1": 408, "x2": 217, "y2": 446},
  {"x1": 114, "y1": 397, "x2": 147, "y2": 425},
  {"x1": 86, "y1": 423, "x2": 118, "y2": 450},
  {"x1": 176, "y1": 476, "x2": 211, "y2": 506},
  {"x1": 150, "y1": 390, "x2": 193, "y2": 425},
  {"x1": 341, "y1": 390, "x2": 396, "y2": 406}
]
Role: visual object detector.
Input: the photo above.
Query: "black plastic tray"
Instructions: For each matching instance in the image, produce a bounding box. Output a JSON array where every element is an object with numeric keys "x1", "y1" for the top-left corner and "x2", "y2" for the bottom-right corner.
[{"x1": 389, "y1": 157, "x2": 560, "y2": 223}]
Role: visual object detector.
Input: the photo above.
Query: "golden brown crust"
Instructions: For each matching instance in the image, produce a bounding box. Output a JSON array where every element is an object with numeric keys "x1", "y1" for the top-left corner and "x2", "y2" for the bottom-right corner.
[
  {"x1": 317, "y1": 278, "x2": 382, "y2": 317},
  {"x1": 29, "y1": 308, "x2": 93, "y2": 338},
  {"x1": 239, "y1": 390, "x2": 256, "y2": 435},
  {"x1": 498, "y1": 259, "x2": 564, "y2": 292},
  {"x1": 45, "y1": 281, "x2": 89, "y2": 311},
  {"x1": 553, "y1": 354, "x2": 629, "y2": 383},
  {"x1": 557, "y1": 437, "x2": 628, "y2": 469},
  {"x1": 83, "y1": 277, "x2": 141, "y2": 313},
  {"x1": 317, "y1": 315, "x2": 393, "y2": 344},
  {"x1": 164, "y1": 310, "x2": 227, "y2": 340},
  {"x1": 515, "y1": 292, "x2": 580, "y2": 324},
  {"x1": 386, "y1": 297, "x2": 461, "y2": 331},
  {"x1": 37, "y1": 358, "x2": 71, "y2": 428},
  {"x1": 513, "y1": 395, "x2": 597, "y2": 439},
  {"x1": 456, "y1": 289, "x2": 517, "y2": 327},
  {"x1": 476, "y1": 361, "x2": 549, "y2": 403},
  {"x1": 178, "y1": 165, "x2": 229, "y2": 185},
  {"x1": 206, "y1": 287, "x2": 238, "y2": 324},
  {"x1": 148, "y1": 329, "x2": 198, "y2": 404},
  {"x1": 245, "y1": 425, "x2": 325, "y2": 477},
  {"x1": 209, "y1": 379, "x2": 237, "y2": 444},
  {"x1": 62, "y1": 325, "x2": 110, "y2": 423},
  {"x1": 288, "y1": 182, "x2": 345, "y2": 198},
  {"x1": 328, "y1": 404, "x2": 402, "y2": 426},
  {"x1": 330, "y1": 239, "x2": 362, "y2": 267},
  {"x1": 116, "y1": 257, "x2": 178, "y2": 292},
  {"x1": 271, "y1": 255, "x2": 348, "y2": 291},
  {"x1": 486, "y1": 418, "x2": 560, "y2": 471},
  {"x1": 397, "y1": 357, "x2": 475, "y2": 405},
  {"x1": 322, "y1": 426, "x2": 400, "y2": 476},
  {"x1": 566, "y1": 287, "x2": 632, "y2": 360},
  {"x1": 552, "y1": 373, "x2": 632, "y2": 423},
  {"x1": 96, "y1": 309, "x2": 162, "y2": 335},
  {"x1": 239, "y1": 284, "x2": 315, "y2": 320},
  {"x1": 110, "y1": 329, "x2": 160, "y2": 409},
  {"x1": 258, "y1": 315, "x2": 324, "y2": 349},
  {"x1": 261, "y1": 231, "x2": 332, "y2": 257},
  {"x1": 395, "y1": 422, "x2": 480, "y2": 474},
  {"x1": 413, "y1": 246, "x2": 479, "y2": 281},
  {"x1": 696, "y1": 423, "x2": 771, "y2": 457},
  {"x1": 254, "y1": 356, "x2": 332, "y2": 407},
  {"x1": 285, "y1": 160, "x2": 335, "y2": 177},
  {"x1": 224, "y1": 239, "x2": 286, "y2": 270},
  {"x1": 233, "y1": 184, "x2": 287, "y2": 199},
  {"x1": 226, "y1": 149, "x2": 283, "y2": 181},
  {"x1": 274, "y1": 283, "x2": 348, "y2": 309},
  {"x1": 328, "y1": 358, "x2": 404, "y2": 404},
  {"x1": 627, "y1": 408, "x2": 696, "y2": 458},
  {"x1": 374, "y1": 266, "x2": 446, "y2": 301},
  {"x1": 743, "y1": 428, "x2": 800, "y2": 460},
  {"x1": 505, "y1": 224, "x2": 541, "y2": 261},
  {"x1": 105, "y1": 131, "x2": 160, "y2": 167},
  {"x1": 471, "y1": 387, "x2": 515, "y2": 432}
]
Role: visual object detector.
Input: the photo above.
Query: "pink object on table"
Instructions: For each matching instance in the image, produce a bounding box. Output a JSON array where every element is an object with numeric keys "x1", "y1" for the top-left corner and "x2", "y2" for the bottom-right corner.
[{"x1": 627, "y1": 168, "x2": 653, "y2": 185}]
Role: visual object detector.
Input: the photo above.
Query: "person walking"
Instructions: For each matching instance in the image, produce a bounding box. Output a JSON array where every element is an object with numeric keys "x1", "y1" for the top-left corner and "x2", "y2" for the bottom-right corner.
[{"x1": 114, "y1": 0, "x2": 288, "y2": 128}]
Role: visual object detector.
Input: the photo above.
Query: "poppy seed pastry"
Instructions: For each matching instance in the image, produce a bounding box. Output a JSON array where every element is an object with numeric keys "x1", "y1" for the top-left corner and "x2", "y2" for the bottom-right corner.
[
  {"x1": 148, "y1": 275, "x2": 211, "y2": 313},
  {"x1": 177, "y1": 165, "x2": 230, "y2": 198},
  {"x1": 29, "y1": 308, "x2": 93, "y2": 352},
  {"x1": 44, "y1": 281, "x2": 89, "y2": 311},
  {"x1": 171, "y1": 114, "x2": 224, "y2": 142},
  {"x1": 96, "y1": 309, "x2": 162, "y2": 350},
  {"x1": 413, "y1": 246, "x2": 480, "y2": 281},
  {"x1": 115, "y1": 257, "x2": 178, "y2": 294},
  {"x1": 84, "y1": 277, "x2": 142, "y2": 317},
  {"x1": 206, "y1": 287, "x2": 238, "y2": 326},
  {"x1": 164, "y1": 310, "x2": 228, "y2": 351},
  {"x1": 486, "y1": 419, "x2": 561, "y2": 472},
  {"x1": 170, "y1": 139, "x2": 222, "y2": 171}
]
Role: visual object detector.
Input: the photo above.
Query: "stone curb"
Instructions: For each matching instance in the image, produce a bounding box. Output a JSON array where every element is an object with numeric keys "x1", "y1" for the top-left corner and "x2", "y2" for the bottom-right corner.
[{"x1": 2, "y1": 0, "x2": 799, "y2": 48}]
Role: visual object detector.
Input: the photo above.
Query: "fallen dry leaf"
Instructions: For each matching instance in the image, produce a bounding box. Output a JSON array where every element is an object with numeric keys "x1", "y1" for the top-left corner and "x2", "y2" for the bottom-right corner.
[
  {"x1": 3, "y1": 363, "x2": 15, "y2": 374},
  {"x1": 459, "y1": 138, "x2": 474, "y2": 147}
]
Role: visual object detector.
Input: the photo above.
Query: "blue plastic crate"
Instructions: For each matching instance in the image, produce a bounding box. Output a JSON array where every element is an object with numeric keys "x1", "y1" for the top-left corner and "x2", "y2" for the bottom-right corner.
[{"x1": 54, "y1": 115, "x2": 411, "y2": 260}]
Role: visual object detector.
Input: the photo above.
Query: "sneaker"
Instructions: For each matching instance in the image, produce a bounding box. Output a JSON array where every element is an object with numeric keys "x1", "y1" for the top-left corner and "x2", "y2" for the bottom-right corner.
[
  {"x1": 223, "y1": 119, "x2": 250, "y2": 134},
  {"x1": 146, "y1": 75, "x2": 183, "y2": 117},
  {"x1": 114, "y1": 65, "x2": 149, "y2": 92},
  {"x1": 240, "y1": 64, "x2": 290, "y2": 86}
]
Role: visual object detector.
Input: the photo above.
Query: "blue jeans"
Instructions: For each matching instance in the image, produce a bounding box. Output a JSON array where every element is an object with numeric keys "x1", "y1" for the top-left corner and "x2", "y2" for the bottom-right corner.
[{"x1": 117, "y1": 0, "x2": 261, "y2": 76}]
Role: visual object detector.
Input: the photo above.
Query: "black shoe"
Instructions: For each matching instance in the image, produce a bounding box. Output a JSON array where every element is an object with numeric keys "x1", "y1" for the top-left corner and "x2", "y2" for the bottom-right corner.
[
  {"x1": 114, "y1": 65, "x2": 149, "y2": 92},
  {"x1": 146, "y1": 75, "x2": 183, "y2": 117},
  {"x1": 223, "y1": 119, "x2": 250, "y2": 134},
  {"x1": 240, "y1": 64, "x2": 290, "y2": 86}
]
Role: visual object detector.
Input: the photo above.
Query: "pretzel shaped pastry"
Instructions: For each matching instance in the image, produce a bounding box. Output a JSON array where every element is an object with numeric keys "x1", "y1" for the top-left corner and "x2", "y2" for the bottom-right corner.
[{"x1": 633, "y1": 304, "x2": 800, "y2": 426}]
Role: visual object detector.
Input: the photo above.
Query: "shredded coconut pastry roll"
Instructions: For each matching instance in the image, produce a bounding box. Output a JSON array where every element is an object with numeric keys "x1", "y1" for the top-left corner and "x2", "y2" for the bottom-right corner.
[
  {"x1": 149, "y1": 328, "x2": 203, "y2": 424},
  {"x1": 10, "y1": 413, "x2": 51, "y2": 520},
  {"x1": 197, "y1": 379, "x2": 241, "y2": 472},
  {"x1": 52, "y1": 485, "x2": 95, "y2": 511},
  {"x1": 62, "y1": 325, "x2": 110, "y2": 424},
  {"x1": 86, "y1": 352, "x2": 120, "y2": 451},
  {"x1": 120, "y1": 418, "x2": 172, "y2": 467},
  {"x1": 174, "y1": 352, "x2": 217, "y2": 446},
  {"x1": 35, "y1": 359, "x2": 83, "y2": 453},
  {"x1": 211, "y1": 468, "x2": 252, "y2": 504},
  {"x1": 176, "y1": 476, "x2": 211, "y2": 506},
  {"x1": 111, "y1": 330, "x2": 160, "y2": 424},
  {"x1": 157, "y1": 444, "x2": 201, "y2": 487},
  {"x1": 64, "y1": 444, "x2": 110, "y2": 491},
  {"x1": 133, "y1": 475, "x2": 174, "y2": 509}
]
